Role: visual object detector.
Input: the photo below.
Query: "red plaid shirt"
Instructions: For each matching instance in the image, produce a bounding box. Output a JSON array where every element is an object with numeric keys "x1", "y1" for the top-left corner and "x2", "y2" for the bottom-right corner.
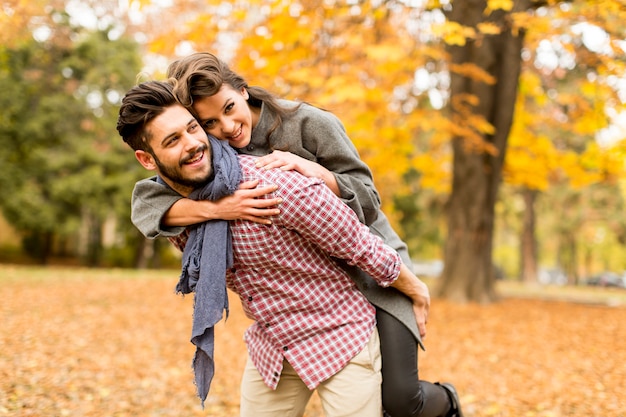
[{"x1": 170, "y1": 155, "x2": 401, "y2": 390}]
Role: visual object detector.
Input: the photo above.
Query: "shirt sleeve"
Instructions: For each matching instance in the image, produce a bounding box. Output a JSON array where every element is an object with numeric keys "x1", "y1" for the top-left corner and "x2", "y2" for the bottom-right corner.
[
  {"x1": 131, "y1": 177, "x2": 186, "y2": 238},
  {"x1": 271, "y1": 169, "x2": 400, "y2": 286}
]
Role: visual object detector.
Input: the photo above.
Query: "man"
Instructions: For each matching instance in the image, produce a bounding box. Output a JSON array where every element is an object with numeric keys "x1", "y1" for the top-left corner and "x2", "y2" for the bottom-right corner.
[{"x1": 117, "y1": 80, "x2": 431, "y2": 417}]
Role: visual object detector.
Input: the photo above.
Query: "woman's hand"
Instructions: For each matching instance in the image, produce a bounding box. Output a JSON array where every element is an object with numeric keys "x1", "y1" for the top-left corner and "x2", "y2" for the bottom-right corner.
[
  {"x1": 410, "y1": 280, "x2": 430, "y2": 340},
  {"x1": 215, "y1": 179, "x2": 282, "y2": 224},
  {"x1": 255, "y1": 151, "x2": 340, "y2": 196},
  {"x1": 162, "y1": 179, "x2": 281, "y2": 226},
  {"x1": 254, "y1": 150, "x2": 320, "y2": 176},
  {"x1": 390, "y1": 263, "x2": 431, "y2": 340}
]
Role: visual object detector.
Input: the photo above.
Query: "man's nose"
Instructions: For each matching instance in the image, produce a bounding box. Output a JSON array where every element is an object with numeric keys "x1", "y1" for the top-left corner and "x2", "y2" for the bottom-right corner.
[{"x1": 182, "y1": 133, "x2": 201, "y2": 150}]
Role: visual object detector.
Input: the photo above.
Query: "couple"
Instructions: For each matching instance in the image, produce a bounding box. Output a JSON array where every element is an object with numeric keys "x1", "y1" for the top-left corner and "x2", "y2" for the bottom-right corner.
[{"x1": 117, "y1": 52, "x2": 463, "y2": 417}]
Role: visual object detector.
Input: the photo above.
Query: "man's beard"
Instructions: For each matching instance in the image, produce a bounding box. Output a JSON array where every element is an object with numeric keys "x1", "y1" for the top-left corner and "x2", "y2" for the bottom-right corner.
[{"x1": 152, "y1": 144, "x2": 212, "y2": 189}]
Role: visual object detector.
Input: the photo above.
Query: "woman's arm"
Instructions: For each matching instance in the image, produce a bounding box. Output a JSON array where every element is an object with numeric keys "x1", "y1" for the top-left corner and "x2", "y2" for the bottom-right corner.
[
  {"x1": 163, "y1": 180, "x2": 282, "y2": 226},
  {"x1": 389, "y1": 263, "x2": 430, "y2": 340},
  {"x1": 267, "y1": 104, "x2": 382, "y2": 225},
  {"x1": 131, "y1": 178, "x2": 281, "y2": 238},
  {"x1": 253, "y1": 150, "x2": 341, "y2": 196}
]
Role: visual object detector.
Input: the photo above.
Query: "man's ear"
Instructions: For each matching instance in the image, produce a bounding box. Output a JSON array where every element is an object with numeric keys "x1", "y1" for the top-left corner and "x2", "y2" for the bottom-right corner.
[{"x1": 135, "y1": 150, "x2": 157, "y2": 171}]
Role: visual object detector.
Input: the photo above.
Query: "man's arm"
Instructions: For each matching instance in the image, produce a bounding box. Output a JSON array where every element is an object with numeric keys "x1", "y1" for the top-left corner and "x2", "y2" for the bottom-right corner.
[{"x1": 255, "y1": 164, "x2": 431, "y2": 336}]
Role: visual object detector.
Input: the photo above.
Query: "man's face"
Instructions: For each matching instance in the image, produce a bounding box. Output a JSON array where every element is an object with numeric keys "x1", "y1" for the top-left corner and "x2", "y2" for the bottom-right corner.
[{"x1": 135, "y1": 104, "x2": 212, "y2": 196}]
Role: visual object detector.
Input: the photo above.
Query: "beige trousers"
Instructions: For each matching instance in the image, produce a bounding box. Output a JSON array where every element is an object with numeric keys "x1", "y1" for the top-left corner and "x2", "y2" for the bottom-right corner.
[{"x1": 240, "y1": 328, "x2": 382, "y2": 417}]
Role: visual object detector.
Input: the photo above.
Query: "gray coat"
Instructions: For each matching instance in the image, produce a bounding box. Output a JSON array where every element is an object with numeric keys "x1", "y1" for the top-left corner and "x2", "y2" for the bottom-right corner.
[{"x1": 131, "y1": 99, "x2": 422, "y2": 348}]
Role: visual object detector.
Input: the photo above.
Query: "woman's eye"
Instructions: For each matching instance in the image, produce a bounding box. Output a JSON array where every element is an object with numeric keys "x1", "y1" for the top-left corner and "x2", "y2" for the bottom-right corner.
[{"x1": 225, "y1": 103, "x2": 234, "y2": 113}]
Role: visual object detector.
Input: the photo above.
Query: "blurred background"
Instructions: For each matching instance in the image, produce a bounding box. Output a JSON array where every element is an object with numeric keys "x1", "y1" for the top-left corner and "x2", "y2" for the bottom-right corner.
[{"x1": 1, "y1": 0, "x2": 626, "y2": 303}]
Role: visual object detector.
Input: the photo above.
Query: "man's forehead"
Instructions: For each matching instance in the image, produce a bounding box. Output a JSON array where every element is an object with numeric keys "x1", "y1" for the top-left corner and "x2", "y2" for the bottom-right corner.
[{"x1": 148, "y1": 104, "x2": 194, "y2": 137}]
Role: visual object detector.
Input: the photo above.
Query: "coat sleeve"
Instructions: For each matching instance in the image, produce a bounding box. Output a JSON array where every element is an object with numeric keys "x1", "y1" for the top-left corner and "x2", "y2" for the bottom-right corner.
[
  {"x1": 276, "y1": 105, "x2": 381, "y2": 226},
  {"x1": 131, "y1": 177, "x2": 186, "y2": 238}
]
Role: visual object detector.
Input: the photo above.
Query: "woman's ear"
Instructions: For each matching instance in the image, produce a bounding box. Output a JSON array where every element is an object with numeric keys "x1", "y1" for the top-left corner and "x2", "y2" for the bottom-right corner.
[{"x1": 135, "y1": 150, "x2": 157, "y2": 171}]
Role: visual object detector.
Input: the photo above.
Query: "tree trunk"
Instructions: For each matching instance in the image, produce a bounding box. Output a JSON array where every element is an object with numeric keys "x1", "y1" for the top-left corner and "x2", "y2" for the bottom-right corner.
[
  {"x1": 520, "y1": 188, "x2": 538, "y2": 284},
  {"x1": 134, "y1": 236, "x2": 154, "y2": 269},
  {"x1": 85, "y1": 217, "x2": 103, "y2": 267},
  {"x1": 438, "y1": 0, "x2": 529, "y2": 302}
]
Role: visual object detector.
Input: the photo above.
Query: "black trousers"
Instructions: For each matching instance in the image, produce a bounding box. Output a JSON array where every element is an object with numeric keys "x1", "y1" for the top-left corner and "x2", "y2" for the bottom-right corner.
[{"x1": 376, "y1": 309, "x2": 451, "y2": 417}]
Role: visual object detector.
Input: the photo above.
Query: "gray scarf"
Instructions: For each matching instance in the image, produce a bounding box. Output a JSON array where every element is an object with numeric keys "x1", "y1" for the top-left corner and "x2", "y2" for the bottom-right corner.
[{"x1": 172, "y1": 135, "x2": 242, "y2": 406}]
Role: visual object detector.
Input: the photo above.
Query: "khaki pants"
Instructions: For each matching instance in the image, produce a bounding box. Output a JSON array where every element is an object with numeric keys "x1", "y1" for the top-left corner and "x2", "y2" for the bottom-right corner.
[{"x1": 240, "y1": 328, "x2": 382, "y2": 417}]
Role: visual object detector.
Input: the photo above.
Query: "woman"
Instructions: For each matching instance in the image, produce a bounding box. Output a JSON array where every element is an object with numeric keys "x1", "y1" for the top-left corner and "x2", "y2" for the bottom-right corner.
[{"x1": 131, "y1": 52, "x2": 462, "y2": 417}]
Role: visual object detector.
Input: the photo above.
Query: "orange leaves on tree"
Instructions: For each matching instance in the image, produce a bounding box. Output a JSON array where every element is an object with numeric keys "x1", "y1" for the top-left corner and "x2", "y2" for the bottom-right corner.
[
  {"x1": 449, "y1": 62, "x2": 496, "y2": 85},
  {"x1": 485, "y1": 0, "x2": 514, "y2": 14},
  {"x1": 0, "y1": 0, "x2": 48, "y2": 47},
  {"x1": 431, "y1": 21, "x2": 476, "y2": 46},
  {"x1": 505, "y1": 133, "x2": 559, "y2": 191},
  {"x1": 477, "y1": 22, "x2": 502, "y2": 36}
]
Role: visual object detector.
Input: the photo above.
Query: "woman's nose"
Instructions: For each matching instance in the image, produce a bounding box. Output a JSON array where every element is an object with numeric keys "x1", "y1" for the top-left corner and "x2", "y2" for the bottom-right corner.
[{"x1": 221, "y1": 118, "x2": 235, "y2": 133}]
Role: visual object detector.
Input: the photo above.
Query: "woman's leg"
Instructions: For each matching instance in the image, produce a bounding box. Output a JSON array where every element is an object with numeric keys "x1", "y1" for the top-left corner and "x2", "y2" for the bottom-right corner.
[{"x1": 376, "y1": 308, "x2": 451, "y2": 417}]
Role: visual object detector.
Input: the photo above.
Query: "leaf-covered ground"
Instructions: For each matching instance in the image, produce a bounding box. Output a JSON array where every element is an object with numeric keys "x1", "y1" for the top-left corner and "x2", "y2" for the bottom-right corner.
[{"x1": 1, "y1": 265, "x2": 625, "y2": 417}]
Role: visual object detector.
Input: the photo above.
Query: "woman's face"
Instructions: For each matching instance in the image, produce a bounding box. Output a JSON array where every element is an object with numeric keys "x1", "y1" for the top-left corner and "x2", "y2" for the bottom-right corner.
[{"x1": 192, "y1": 85, "x2": 256, "y2": 149}]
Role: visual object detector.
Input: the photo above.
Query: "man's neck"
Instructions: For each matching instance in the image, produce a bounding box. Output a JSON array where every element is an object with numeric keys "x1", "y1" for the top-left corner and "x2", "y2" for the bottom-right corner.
[{"x1": 156, "y1": 175, "x2": 192, "y2": 197}]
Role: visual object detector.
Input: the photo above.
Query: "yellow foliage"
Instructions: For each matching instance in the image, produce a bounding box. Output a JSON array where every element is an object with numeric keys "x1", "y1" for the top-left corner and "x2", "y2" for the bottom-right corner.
[
  {"x1": 0, "y1": 0, "x2": 47, "y2": 47},
  {"x1": 413, "y1": 153, "x2": 452, "y2": 194},
  {"x1": 485, "y1": 0, "x2": 514, "y2": 14},
  {"x1": 449, "y1": 63, "x2": 496, "y2": 85},
  {"x1": 431, "y1": 21, "x2": 476, "y2": 46},
  {"x1": 477, "y1": 22, "x2": 502, "y2": 36},
  {"x1": 141, "y1": 0, "x2": 626, "y2": 214},
  {"x1": 518, "y1": 72, "x2": 542, "y2": 98},
  {"x1": 468, "y1": 114, "x2": 496, "y2": 136},
  {"x1": 365, "y1": 44, "x2": 406, "y2": 62}
]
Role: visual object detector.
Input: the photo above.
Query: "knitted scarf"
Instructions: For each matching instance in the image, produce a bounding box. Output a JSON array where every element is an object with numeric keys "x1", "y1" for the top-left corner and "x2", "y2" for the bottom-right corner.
[{"x1": 173, "y1": 135, "x2": 242, "y2": 406}]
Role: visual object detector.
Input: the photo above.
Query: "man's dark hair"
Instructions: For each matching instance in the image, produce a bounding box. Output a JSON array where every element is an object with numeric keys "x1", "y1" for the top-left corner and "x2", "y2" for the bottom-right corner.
[{"x1": 117, "y1": 80, "x2": 178, "y2": 151}]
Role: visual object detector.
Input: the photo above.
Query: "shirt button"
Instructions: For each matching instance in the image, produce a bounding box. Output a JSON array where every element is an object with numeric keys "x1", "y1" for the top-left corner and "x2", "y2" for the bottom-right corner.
[
  {"x1": 248, "y1": 296, "x2": 253, "y2": 301},
  {"x1": 283, "y1": 346, "x2": 288, "y2": 351},
  {"x1": 265, "y1": 323, "x2": 270, "y2": 328},
  {"x1": 230, "y1": 267, "x2": 236, "y2": 273},
  {"x1": 247, "y1": 145, "x2": 255, "y2": 151}
]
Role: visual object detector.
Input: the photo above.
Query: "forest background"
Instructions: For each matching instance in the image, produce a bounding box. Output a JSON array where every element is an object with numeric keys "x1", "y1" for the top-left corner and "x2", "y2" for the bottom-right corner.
[{"x1": 1, "y1": 0, "x2": 626, "y2": 301}]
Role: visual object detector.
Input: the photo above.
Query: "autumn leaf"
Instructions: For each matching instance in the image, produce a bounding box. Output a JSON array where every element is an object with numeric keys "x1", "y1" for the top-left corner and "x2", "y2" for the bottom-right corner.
[
  {"x1": 431, "y1": 21, "x2": 476, "y2": 46},
  {"x1": 485, "y1": 0, "x2": 514, "y2": 14},
  {"x1": 477, "y1": 22, "x2": 502, "y2": 36},
  {"x1": 449, "y1": 63, "x2": 496, "y2": 85}
]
